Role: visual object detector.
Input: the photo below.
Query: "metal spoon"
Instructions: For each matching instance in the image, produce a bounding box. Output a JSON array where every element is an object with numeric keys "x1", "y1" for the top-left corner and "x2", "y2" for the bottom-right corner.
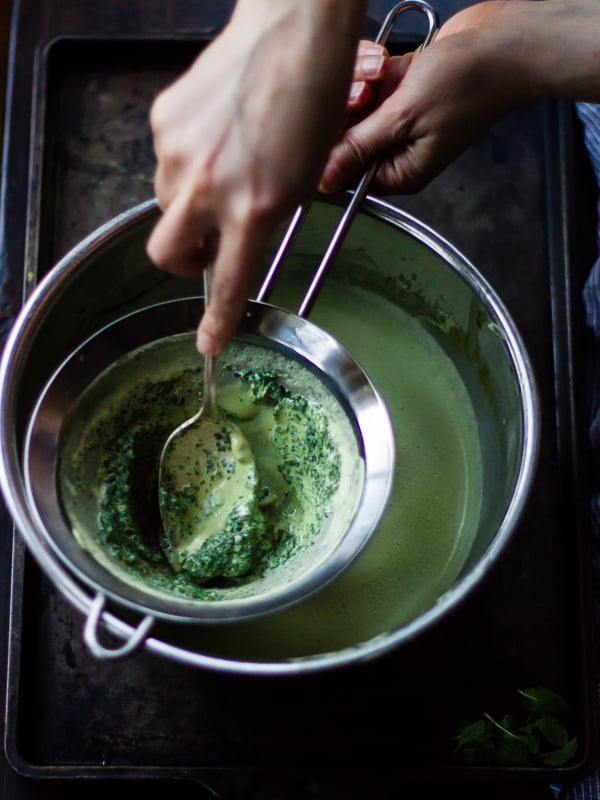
[{"x1": 158, "y1": 266, "x2": 268, "y2": 580}]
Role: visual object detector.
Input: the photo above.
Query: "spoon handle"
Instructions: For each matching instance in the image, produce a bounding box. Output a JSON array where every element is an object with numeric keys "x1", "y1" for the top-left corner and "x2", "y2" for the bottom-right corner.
[{"x1": 203, "y1": 265, "x2": 218, "y2": 416}]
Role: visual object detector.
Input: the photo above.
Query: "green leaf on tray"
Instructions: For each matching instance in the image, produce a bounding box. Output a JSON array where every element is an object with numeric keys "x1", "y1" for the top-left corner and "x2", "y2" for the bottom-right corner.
[{"x1": 454, "y1": 686, "x2": 578, "y2": 767}]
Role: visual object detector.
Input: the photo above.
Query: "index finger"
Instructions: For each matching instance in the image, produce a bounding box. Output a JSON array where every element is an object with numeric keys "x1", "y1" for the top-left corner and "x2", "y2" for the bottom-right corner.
[{"x1": 196, "y1": 219, "x2": 267, "y2": 356}]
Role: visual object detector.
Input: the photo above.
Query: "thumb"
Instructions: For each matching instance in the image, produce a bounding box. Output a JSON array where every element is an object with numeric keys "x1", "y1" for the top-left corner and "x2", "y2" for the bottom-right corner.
[
  {"x1": 318, "y1": 108, "x2": 402, "y2": 195},
  {"x1": 319, "y1": 53, "x2": 414, "y2": 194}
]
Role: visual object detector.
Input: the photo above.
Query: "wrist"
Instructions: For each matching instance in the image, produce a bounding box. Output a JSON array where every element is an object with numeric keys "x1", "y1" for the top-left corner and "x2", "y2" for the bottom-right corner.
[{"x1": 231, "y1": 0, "x2": 367, "y2": 40}]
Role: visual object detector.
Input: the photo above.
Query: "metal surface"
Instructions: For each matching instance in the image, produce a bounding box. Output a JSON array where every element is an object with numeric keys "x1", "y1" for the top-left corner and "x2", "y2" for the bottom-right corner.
[{"x1": 0, "y1": 3, "x2": 597, "y2": 795}]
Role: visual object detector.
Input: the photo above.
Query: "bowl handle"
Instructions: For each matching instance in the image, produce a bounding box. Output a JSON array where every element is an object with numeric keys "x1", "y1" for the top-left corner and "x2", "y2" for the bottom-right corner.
[{"x1": 83, "y1": 593, "x2": 155, "y2": 660}]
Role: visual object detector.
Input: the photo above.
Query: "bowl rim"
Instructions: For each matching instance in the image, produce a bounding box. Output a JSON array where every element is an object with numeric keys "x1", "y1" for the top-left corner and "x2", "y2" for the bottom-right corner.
[{"x1": 0, "y1": 195, "x2": 541, "y2": 673}]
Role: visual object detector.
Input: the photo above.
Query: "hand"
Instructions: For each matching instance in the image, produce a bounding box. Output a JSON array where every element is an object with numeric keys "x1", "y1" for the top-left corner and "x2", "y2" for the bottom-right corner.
[
  {"x1": 146, "y1": 0, "x2": 369, "y2": 356},
  {"x1": 347, "y1": 38, "x2": 390, "y2": 112},
  {"x1": 320, "y1": 0, "x2": 600, "y2": 196},
  {"x1": 320, "y1": 1, "x2": 529, "y2": 195}
]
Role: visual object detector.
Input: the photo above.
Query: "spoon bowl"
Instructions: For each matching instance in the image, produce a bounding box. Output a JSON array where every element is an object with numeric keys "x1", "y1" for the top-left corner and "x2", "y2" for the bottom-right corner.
[{"x1": 158, "y1": 402, "x2": 267, "y2": 578}]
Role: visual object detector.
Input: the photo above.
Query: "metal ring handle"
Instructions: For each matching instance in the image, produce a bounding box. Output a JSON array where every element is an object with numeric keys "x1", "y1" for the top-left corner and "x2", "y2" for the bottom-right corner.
[
  {"x1": 256, "y1": 0, "x2": 439, "y2": 312},
  {"x1": 83, "y1": 593, "x2": 155, "y2": 660}
]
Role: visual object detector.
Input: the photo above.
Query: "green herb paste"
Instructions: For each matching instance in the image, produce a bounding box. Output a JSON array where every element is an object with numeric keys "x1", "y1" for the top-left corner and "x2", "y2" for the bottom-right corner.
[{"x1": 58, "y1": 341, "x2": 357, "y2": 601}]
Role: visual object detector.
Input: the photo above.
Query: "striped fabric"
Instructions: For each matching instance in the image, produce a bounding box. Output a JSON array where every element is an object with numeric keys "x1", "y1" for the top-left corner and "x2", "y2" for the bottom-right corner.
[
  {"x1": 558, "y1": 103, "x2": 600, "y2": 800},
  {"x1": 581, "y1": 102, "x2": 600, "y2": 344}
]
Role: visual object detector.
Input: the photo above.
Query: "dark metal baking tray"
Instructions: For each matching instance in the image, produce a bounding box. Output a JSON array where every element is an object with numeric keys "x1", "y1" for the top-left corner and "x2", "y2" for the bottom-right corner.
[{"x1": 4, "y1": 34, "x2": 598, "y2": 793}]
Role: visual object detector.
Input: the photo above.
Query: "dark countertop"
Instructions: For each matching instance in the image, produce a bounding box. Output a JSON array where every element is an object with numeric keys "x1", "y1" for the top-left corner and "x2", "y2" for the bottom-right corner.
[{"x1": 0, "y1": 2, "x2": 597, "y2": 798}]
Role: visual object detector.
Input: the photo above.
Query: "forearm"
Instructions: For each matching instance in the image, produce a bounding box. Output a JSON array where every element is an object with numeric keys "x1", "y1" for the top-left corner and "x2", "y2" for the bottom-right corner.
[
  {"x1": 533, "y1": 0, "x2": 600, "y2": 101},
  {"x1": 476, "y1": 0, "x2": 600, "y2": 104}
]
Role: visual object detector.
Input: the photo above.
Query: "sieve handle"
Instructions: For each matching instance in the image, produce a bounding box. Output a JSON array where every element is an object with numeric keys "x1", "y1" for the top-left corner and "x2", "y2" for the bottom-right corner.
[{"x1": 256, "y1": 0, "x2": 438, "y2": 317}]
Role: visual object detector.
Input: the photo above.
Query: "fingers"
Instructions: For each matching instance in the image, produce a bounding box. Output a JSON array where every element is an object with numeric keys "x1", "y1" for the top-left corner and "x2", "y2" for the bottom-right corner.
[
  {"x1": 146, "y1": 14, "x2": 373, "y2": 359},
  {"x1": 196, "y1": 221, "x2": 265, "y2": 356},
  {"x1": 319, "y1": 110, "x2": 399, "y2": 194},
  {"x1": 320, "y1": 54, "x2": 414, "y2": 194},
  {"x1": 146, "y1": 184, "x2": 215, "y2": 277},
  {"x1": 347, "y1": 80, "x2": 374, "y2": 110},
  {"x1": 353, "y1": 40, "x2": 389, "y2": 81},
  {"x1": 147, "y1": 185, "x2": 267, "y2": 356},
  {"x1": 348, "y1": 40, "x2": 389, "y2": 111},
  {"x1": 320, "y1": 95, "x2": 443, "y2": 197}
]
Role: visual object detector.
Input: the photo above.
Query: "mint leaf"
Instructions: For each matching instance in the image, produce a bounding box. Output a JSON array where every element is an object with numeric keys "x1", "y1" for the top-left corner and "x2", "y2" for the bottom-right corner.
[
  {"x1": 536, "y1": 714, "x2": 570, "y2": 748},
  {"x1": 455, "y1": 719, "x2": 488, "y2": 747},
  {"x1": 454, "y1": 687, "x2": 578, "y2": 767},
  {"x1": 518, "y1": 686, "x2": 571, "y2": 720},
  {"x1": 540, "y1": 738, "x2": 578, "y2": 767}
]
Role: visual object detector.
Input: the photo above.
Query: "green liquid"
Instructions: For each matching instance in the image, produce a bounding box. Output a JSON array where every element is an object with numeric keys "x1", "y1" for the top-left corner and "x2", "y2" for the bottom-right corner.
[{"x1": 163, "y1": 282, "x2": 483, "y2": 660}]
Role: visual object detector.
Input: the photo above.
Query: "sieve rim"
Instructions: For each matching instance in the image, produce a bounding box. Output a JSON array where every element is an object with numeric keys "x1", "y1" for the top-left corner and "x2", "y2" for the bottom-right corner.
[{"x1": 22, "y1": 297, "x2": 396, "y2": 624}]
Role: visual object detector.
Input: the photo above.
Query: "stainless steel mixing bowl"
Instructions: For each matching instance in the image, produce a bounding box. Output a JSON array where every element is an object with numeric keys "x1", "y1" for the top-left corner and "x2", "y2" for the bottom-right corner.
[{"x1": 0, "y1": 196, "x2": 540, "y2": 672}]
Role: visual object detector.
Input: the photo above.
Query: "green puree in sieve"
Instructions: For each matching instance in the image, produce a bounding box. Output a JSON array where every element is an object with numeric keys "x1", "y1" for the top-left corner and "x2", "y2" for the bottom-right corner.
[{"x1": 58, "y1": 353, "x2": 347, "y2": 600}]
